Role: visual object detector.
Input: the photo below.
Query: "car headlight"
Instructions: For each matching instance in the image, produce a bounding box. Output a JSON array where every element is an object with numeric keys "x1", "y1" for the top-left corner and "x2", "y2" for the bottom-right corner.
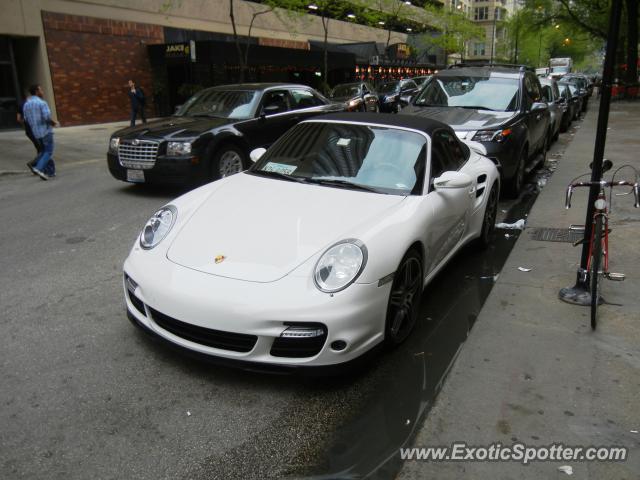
[
  {"x1": 472, "y1": 128, "x2": 512, "y2": 143},
  {"x1": 139, "y1": 205, "x2": 177, "y2": 249},
  {"x1": 109, "y1": 137, "x2": 119, "y2": 153},
  {"x1": 348, "y1": 99, "x2": 361, "y2": 108},
  {"x1": 167, "y1": 141, "x2": 192, "y2": 156},
  {"x1": 314, "y1": 240, "x2": 367, "y2": 293},
  {"x1": 384, "y1": 94, "x2": 398, "y2": 103}
]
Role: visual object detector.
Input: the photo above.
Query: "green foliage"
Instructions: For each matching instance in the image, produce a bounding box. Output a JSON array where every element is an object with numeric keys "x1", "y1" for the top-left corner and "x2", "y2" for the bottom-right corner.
[
  {"x1": 418, "y1": 5, "x2": 484, "y2": 58},
  {"x1": 500, "y1": 4, "x2": 602, "y2": 68}
]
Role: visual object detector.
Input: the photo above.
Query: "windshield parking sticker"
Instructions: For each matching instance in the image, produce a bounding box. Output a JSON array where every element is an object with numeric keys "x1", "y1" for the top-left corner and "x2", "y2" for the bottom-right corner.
[{"x1": 263, "y1": 162, "x2": 297, "y2": 175}]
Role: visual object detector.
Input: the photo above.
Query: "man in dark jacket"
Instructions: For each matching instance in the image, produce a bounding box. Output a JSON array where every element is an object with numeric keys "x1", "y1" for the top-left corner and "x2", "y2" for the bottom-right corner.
[{"x1": 127, "y1": 79, "x2": 147, "y2": 127}]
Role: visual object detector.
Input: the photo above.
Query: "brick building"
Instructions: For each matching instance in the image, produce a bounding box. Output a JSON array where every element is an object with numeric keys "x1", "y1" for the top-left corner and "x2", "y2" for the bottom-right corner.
[{"x1": 0, "y1": 0, "x2": 430, "y2": 128}]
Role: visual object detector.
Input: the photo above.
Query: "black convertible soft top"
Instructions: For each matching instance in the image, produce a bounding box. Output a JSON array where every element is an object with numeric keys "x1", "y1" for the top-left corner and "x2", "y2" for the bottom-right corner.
[{"x1": 307, "y1": 112, "x2": 451, "y2": 136}]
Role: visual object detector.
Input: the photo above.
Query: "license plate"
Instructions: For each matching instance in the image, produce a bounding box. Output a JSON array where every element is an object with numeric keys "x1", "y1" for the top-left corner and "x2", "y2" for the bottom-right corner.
[{"x1": 127, "y1": 169, "x2": 145, "y2": 183}]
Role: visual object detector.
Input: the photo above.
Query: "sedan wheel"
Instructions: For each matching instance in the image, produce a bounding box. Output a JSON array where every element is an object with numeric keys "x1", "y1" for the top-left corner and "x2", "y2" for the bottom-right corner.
[
  {"x1": 214, "y1": 146, "x2": 246, "y2": 179},
  {"x1": 385, "y1": 251, "x2": 423, "y2": 346}
]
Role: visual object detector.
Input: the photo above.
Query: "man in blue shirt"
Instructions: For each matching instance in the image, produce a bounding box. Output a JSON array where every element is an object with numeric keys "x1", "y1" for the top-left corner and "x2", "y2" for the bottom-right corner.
[{"x1": 22, "y1": 85, "x2": 58, "y2": 180}]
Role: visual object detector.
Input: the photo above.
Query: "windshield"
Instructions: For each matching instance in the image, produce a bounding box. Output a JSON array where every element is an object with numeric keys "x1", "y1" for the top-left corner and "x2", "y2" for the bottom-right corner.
[
  {"x1": 414, "y1": 75, "x2": 520, "y2": 111},
  {"x1": 564, "y1": 83, "x2": 579, "y2": 95},
  {"x1": 176, "y1": 89, "x2": 260, "y2": 119},
  {"x1": 379, "y1": 82, "x2": 399, "y2": 94},
  {"x1": 251, "y1": 122, "x2": 426, "y2": 195},
  {"x1": 332, "y1": 84, "x2": 361, "y2": 98}
]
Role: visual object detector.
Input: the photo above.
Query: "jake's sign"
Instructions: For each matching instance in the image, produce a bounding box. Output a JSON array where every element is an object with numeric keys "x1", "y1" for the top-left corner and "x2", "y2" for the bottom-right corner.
[{"x1": 165, "y1": 41, "x2": 196, "y2": 62}]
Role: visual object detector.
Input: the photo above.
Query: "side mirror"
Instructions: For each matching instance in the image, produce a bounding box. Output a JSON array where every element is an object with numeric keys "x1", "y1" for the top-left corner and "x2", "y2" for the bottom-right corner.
[
  {"x1": 250, "y1": 147, "x2": 267, "y2": 163},
  {"x1": 556, "y1": 97, "x2": 567, "y2": 105},
  {"x1": 531, "y1": 102, "x2": 548, "y2": 112},
  {"x1": 174, "y1": 104, "x2": 183, "y2": 114},
  {"x1": 433, "y1": 171, "x2": 473, "y2": 190}
]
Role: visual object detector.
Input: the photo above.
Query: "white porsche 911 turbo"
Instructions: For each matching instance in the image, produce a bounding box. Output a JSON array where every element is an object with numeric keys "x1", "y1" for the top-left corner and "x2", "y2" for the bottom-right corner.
[{"x1": 123, "y1": 113, "x2": 500, "y2": 368}]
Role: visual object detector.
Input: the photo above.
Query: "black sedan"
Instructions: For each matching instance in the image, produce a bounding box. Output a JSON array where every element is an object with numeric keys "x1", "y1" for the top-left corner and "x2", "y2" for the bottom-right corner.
[
  {"x1": 107, "y1": 83, "x2": 343, "y2": 185},
  {"x1": 329, "y1": 82, "x2": 379, "y2": 112},
  {"x1": 557, "y1": 83, "x2": 577, "y2": 132},
  {"x1": 377, "y1": 79, "x2": 420, "y2": 113}
]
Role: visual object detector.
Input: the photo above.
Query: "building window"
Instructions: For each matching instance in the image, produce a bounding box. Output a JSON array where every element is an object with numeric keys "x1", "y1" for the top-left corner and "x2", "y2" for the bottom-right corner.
[
  {"x1": 474, "y1": 7, "x2": 489, "y2": 20},
  {"x1": 473, "y1": 42, "x2": 486, "y2": 56}
]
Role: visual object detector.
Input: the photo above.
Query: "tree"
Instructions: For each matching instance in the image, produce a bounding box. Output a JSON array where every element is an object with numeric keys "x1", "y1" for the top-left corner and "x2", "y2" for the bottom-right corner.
[
  {"x1": 523, "y1": 0, "x2": 638, "y2": 83},
  {"x1": 419, "y1": 4, "x2": 484, "y2": 63}
]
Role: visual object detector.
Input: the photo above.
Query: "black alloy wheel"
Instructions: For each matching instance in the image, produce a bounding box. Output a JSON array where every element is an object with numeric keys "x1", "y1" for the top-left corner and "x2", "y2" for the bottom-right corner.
[
  {"x1": 505, "y1": 147, "x2": 528, "y2": 199},
  {"x1": 477, "y1": 183, "x2": 499, "y2": 249},
  {"x1": 385, "y1": 250, "x2": 423, "y2": 346}
]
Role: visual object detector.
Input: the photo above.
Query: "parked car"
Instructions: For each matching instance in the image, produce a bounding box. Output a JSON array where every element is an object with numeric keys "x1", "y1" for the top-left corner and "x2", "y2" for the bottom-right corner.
[
  {"x1": 558, "y1": 83, "x2": 580, "y2": 129},
  {"x1": 539, "y1": 77, "x2": 564, "y2": 142},
  {"x1": 329, "y1": 82, "x2": 380, "y2": 112},
  {"x1": 411, "y1": 75, "x2": 432, "y2": 89},
  {"x1": 107, "y1": 83, "x2": 343, "y2": 186},
  {"x1": 564, "y1": 73, "x2": 593, "y2": 98},
  {"x1": 402, "y1": 64, "x2": 551, "y2": 197},
  {"x1": 123, "y1": 113, "x2": 500, "y2": 368},
  {"x1": 559, "y1": 77, "x2": 588, "y2": 113},
  {"x1": 560, "y1": 82, "x2": 584, "y2": 119},
  {"x1": 377, "y1": 79, "x2": 420, "y2": 113}
]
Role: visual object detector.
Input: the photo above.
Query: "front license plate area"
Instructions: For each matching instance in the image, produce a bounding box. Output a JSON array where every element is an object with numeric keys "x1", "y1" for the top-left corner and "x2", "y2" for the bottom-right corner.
[{"x1": 127, "y1": 169, "x2": 145, "y2": 183}]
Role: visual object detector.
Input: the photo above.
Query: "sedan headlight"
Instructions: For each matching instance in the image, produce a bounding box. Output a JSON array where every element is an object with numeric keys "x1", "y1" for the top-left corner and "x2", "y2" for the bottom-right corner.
[
  {"x1": 109, "y1": 137, "x2": 119, "y2": 153},
  {"x1": 384, "y1": 94, "x2": 398, "y2": 103},
  {"x1": 314, "y1": 240, "x2": 367, "y2": 293},
  {"x1": 140, "y1": 205, "x2": 177, "y2": 249},
  {"x1": 167, "y1": 141, "x2": 192, "y2": 156},
  {"x1": 348, "y1": 99, "x2": 361, "y2": 108},
  {"x1": 472, "y1": 128, "x2": 512, "y2": 143}
]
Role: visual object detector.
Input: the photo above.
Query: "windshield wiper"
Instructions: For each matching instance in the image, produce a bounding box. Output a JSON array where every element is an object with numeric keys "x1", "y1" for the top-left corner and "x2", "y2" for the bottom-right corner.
[
  {"x1": 189, "y1": 113, "x2": 224, "y2": 118},
  {"x1": 305, "y1": 178, "x2": 385, "y2": 193},
  {"x1": 252, "y1": 170, "x2": 308, "y2": 183},
  {"x1": 456, "y1": 105, "x2": 497, "y2": 111}
]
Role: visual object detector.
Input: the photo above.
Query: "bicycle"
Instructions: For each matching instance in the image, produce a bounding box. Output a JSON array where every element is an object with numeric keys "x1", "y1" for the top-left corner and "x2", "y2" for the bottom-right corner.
[{"x1": 565, "y1": 161, "x2": 640, "y2": 329}]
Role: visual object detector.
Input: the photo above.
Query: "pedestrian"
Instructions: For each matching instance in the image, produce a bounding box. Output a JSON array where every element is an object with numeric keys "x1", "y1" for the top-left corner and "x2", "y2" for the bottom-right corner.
[
  {"x1": 16, "y1": 92, "x2": 43, "y2": 173},
  {"x1": 22, "y1": 84, "x2": 58, "y2": 181},
  {"x1": 128, "y1": 80, "x2": 147, "y2": 127}
]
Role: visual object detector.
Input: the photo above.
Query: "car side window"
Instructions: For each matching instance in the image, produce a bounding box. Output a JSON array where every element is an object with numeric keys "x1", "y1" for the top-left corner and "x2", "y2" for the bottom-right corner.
[
  {"x1": 289, "y1": 89, "x2": 325, "y2": 110},
  {"x1": 261, "y1": 90, "x2": 292, "y2": 115},
  {"x1": 541, "y1": 85, "x2": 553, "y2": 102},
  {"x1": 525, "y1": 74, "x2": 542, "y2": 104},
  {"x1": 430, "y1": 130, "x2": 463, "y2": 186}
]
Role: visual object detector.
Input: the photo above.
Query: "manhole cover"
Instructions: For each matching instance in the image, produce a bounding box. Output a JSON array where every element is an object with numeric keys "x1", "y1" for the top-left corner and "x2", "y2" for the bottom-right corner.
[{"x1": 528, "y1": 228, "x2": 584, "y2": 243}]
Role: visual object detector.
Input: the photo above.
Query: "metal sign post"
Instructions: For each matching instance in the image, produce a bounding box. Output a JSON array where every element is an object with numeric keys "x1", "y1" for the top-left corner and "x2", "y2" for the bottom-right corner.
[{"x1": 559, "y1": 0, "x2": 624, "y2": 305}]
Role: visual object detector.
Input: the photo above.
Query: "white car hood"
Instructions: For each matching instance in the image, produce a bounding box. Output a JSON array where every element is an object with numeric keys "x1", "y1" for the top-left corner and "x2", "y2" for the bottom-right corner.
[{"x1": 167, "y1": 173, "x2": 405, "y2": 282}]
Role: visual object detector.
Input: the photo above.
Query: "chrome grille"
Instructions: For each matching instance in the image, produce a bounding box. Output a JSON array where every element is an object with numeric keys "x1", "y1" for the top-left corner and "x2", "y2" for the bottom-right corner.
[{"x1": 118, "y1": 140, "x2": 159, "y2": 169}]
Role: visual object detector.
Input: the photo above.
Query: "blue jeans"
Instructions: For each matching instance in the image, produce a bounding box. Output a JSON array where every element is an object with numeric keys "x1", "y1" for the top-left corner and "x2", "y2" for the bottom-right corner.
[{"x1": 34, "y1": 133, "x2": 55, "y2": 175}]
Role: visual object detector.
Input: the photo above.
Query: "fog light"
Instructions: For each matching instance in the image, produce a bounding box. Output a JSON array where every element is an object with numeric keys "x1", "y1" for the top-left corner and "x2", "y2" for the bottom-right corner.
[
  {"x1": 280, "y1": 326, "x2": 325, "y2": 338},
  {"x1": 331, "y1": 340, "x2": 347, "y2": 351}
]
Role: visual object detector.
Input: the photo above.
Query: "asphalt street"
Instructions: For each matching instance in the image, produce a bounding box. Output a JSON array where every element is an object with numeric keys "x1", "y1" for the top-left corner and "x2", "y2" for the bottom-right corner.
[{"x1": 0, "y1": 120, "x2": 576, "y2": 479}]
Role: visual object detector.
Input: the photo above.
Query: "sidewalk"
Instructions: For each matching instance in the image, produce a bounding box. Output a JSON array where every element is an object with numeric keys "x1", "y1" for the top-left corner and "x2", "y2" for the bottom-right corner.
[
  {"x1": 0, "y1": 120, "x2": 134, "y2": 175},
  {"x1": 399, "y1": 101, "x2": 640, "y2": 479}
]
